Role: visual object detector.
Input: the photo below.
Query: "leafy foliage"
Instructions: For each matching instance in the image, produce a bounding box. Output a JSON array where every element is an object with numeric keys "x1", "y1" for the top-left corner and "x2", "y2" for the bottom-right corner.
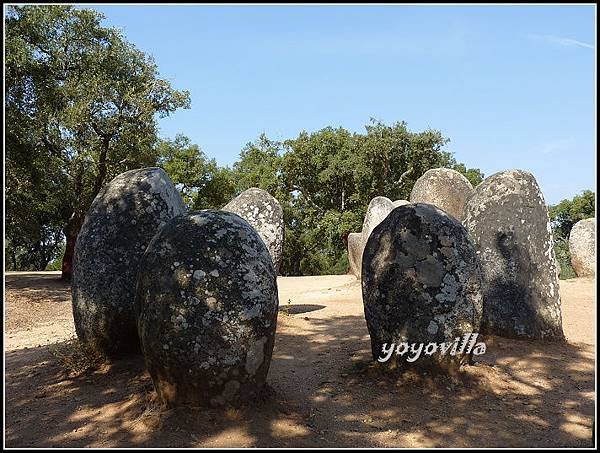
[{"x1": 5, "y1": 5, "x2": 190, "y2": 274}]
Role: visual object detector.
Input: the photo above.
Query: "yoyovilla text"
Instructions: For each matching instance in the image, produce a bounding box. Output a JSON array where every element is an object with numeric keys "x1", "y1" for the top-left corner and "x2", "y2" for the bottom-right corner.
[{"x1": 378, "y1": 333, "x2": 486, "y2": 363}]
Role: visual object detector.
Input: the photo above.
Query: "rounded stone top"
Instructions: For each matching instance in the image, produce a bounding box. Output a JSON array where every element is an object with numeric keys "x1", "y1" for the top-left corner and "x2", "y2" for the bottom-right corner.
[
  {"x1": 362, "y1": 196, "x2": 395, "y2": 240},
  {"x1": 410, "y1": 168, "x2": 474, "y2": 220},
  {"x1": 223, "y1": 187, "x2": 284, "y2": 272},
  {"x1": 569, "y1": 218, "x2": 596, "y2": 277}
]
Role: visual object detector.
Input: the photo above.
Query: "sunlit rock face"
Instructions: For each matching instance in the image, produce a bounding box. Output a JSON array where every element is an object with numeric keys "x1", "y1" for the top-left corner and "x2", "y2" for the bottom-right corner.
[
  {"x1": 463, "y1": 170, "x2": 564, "y2": 341},
  {"x1": 362, "y1": 203, "x2": 483, "y2": 373},
  {"x1": 135, "y1": 210, "x2": 279, "y2": 408},
  {"x1": 410, "y1": 168, "x2": 474, "y2": 221},
  {"x1": 223, "y1": 188, "x2": 284, "y2": 273},
  {"x1": 72, "y1": 167, "x2": 185, "y2": 356},
  {"x1": 569, "y1": 218, "x2": 596, "y2": 277}
]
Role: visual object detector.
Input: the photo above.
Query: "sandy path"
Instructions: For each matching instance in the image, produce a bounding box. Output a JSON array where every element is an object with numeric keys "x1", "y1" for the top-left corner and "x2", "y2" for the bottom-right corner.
[{"x1": 4, "y1": 273, "x2": 596, "y2": 447}]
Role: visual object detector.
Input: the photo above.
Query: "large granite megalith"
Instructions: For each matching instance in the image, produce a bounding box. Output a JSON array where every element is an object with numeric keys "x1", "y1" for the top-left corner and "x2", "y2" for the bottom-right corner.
[
  {"x1": 569, "y1": 218, "x2": 596, "y2": 277},
  {"x1": 410, "y1": 168, "x2": 474, "y2": 220},
  {"x1": 362, "y1": 203, "x2": 484, "y2": 373},
  {"x1": 135, "y1": 210, "x2": 279, "y2": 407},
  {"x1": 72, "y1": 167, "x2": 185, "y2": 356},
  {"x1": 463, "y1": 170, "x2": 564, "y2": 340},
  {"x1": 347, "y1": 232, "x2": 363, "y2": 277},
  {"x1": 223, "y1": 188, "x2": 284, "y2": 273}
]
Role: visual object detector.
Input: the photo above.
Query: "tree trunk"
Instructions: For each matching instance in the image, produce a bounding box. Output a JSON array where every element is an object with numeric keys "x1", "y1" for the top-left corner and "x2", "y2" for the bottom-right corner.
[{"x1": 61, "y1": 231, "x2": 77, "y2": 281}]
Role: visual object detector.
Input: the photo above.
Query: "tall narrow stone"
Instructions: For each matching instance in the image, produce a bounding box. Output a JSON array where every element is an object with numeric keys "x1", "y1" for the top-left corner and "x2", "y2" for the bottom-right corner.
[
  {"x1": 569, "y1": 218, "x2": 596, "y2": 277},
  {"x1": 463, "y1": 170, "x2": 564, "y2": 340}
]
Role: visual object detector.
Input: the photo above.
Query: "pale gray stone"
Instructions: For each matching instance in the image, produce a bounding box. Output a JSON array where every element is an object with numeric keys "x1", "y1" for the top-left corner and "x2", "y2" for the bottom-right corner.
[
  {"x1": 410, "y1": 168, "x2": 473, "y2": 220},
  {"x1": 569, "y1": 218, "x2": 595, "y2": 277}
]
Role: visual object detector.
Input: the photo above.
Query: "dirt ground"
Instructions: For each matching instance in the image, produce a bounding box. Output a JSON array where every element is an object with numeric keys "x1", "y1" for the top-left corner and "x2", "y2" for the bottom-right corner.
[{"x1": 4, "y1": 272, "x2": 596, "y2": 447}]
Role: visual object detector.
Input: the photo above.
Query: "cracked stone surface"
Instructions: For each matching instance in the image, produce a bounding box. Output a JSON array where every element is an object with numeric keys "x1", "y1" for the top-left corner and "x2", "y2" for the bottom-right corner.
[
  {"x1": 223, "y1": 188, "x2": 284, "y2": 273},
  {"x1": 135, "y1": 210, "x2": 279, "y2": 408},
  {"x1": 463, "y1": 170, "x2": 564, "y2": 340},
  {"x1": 71, "y1": 168, "x2": 185, "y2": 356},
  {"x1": 410, "y1": 168, "x2": 474, "y2": 221},
  {"x1": 362, "y1": 203, "x2": 484, "y2": 373},
  {"x1": 569, "y1": 218, "x2": 595, "y2": 277}
]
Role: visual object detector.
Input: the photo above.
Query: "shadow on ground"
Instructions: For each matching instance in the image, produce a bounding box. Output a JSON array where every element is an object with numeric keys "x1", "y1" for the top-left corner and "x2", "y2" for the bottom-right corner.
[{"x1": 5, "y1": 310, "x2": 595, "y2": 447}]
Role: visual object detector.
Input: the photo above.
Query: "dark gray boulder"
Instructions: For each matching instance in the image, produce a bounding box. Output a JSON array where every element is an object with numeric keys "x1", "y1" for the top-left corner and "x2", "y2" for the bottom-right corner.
[
  {"x1": 463, "y1": 170, "x2": 564, "y2": 340},
  {"x1": 362, "y1": 203, "x2": 483, "y2": 373},
  {"x1": 569, "y1": 218, "x2": 595, "y2": 277},
  {"x1": 135, "y1": 210, "x2": 279, "y2": 407},
  {"x1": 72, "y1": 167, "x2": 185, "y2": 356},
  {"x1": 223, "y1": 188, "x2": 284, "y2": 273},
  {"x1": 410, "y1": 168, "x2": 474, "y2": 220}
]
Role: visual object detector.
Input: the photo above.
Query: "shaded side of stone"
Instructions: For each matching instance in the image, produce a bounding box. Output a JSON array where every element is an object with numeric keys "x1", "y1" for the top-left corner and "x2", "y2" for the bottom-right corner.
[{"x1": 347, "y1": 232, "x2": 363, "y2": 278}]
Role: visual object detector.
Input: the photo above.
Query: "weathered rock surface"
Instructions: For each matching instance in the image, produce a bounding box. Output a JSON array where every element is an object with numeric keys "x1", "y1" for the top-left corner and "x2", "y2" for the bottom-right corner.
[
  {"x1": 410, "y1": 168, "x2": 474, "y2": 220},
  {"x1": 223, "y1": 188, "x2": 284, "y2": 272},
  {"x1": 569, "y1": 218, "x2": 596, "y2": 277},
  {"x1": 72, "y1": 168, "x2": 185, "y2": 356},
  {"x1": 135, "y1": 210, "x2": 279, "y2": 407},
  {"x1": 463, "y1": 170, "x2": 564, "y2": 340},
  {"x1": 362, "y1": 203, "x2": 483, "y2": 372},
  {"x1": 347, "y1": 232, "x2": 363, "y2": 277}
]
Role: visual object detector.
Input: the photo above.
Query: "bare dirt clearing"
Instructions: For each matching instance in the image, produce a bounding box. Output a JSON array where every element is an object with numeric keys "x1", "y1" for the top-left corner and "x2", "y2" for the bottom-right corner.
[{"x1": 4, "y1": 272, "x2": 595, "y2": 447}]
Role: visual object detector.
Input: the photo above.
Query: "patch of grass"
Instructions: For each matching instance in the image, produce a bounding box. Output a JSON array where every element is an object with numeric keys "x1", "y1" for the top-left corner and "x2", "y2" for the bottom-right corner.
[{"x1": 49, "y1": 337, "x2": 107, "y2": 376}]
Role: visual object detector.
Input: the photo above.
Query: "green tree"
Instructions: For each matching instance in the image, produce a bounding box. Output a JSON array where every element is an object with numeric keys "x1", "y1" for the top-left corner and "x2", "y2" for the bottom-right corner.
[
  {"x1": 157, "y1": 134, "x2": 235, "y2": 209},
  {"x1": 5, "y1": 5, "x2": 190, "y2": 277},
  {"x1": 233, "y1": 120, "x2": 484, "y2": 276}
]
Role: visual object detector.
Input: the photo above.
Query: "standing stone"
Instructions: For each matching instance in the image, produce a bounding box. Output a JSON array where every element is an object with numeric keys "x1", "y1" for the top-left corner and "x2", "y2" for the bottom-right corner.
[
  {"x1": 362, "y1": 203, "x2": 483, "y2": 372},
  {"x1": 223, "y1": 188, "x2": 284, "y2": 273},
  {"x1": 72, "y1": 168, "x2": 186, "y2": 356},
  {"x1": 347, "y1": 232, "x2": 363, "y2": 277},
  {"x1": 135, "y1": 210, "x2": 279, "y2": 407},
  {"x1": 569, "y1": 218, "x2": 596, "y2": 277},
  {"x1": 463, "y1": 170, "x2": 563, "y2": 340},
  {"x1": 410, "y1": 168, "x2": 474, "y2": 220},
  {"x1": 362, "y1": 196, "x2": 395, "y2": 241}
]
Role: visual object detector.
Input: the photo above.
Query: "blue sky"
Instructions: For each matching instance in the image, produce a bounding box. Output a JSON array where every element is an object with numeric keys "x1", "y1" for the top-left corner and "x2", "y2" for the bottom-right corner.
[{"x1": 89, "y1": 4, "x2": 595, "y2": 204}]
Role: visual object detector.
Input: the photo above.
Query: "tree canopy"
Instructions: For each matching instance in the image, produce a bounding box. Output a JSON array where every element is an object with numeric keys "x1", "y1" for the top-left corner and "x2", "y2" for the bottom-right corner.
[{"x1": 5, "y1": 5, "x2": 190, "y2": 276}]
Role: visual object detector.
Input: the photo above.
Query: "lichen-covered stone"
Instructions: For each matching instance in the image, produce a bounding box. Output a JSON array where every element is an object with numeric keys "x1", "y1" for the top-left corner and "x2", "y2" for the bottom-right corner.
[
  {"x1": 223, "y1": 188, "x2": 284, "y2": 273},
  {"x1": 135, "y1": 210, "x2": 279, "y2": 407},
  {"x1": 72, "y1": 168, "x2": 185, "y2": 356},
  {"x1": 362, "y1": 203, "x2": 483, "y2": 372},
  {"x1": 347, "y1": 232, "x2": 363, "y2": 277},
  {"x1": 410, "y1": 168, "x2": 474, "y2": 220},
  {"x1": 463, "y1": 170, "x2": 564, "y2": 340},
  {"x1": 569, "y1": 218, "x2": 595, "y2": 277}
]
